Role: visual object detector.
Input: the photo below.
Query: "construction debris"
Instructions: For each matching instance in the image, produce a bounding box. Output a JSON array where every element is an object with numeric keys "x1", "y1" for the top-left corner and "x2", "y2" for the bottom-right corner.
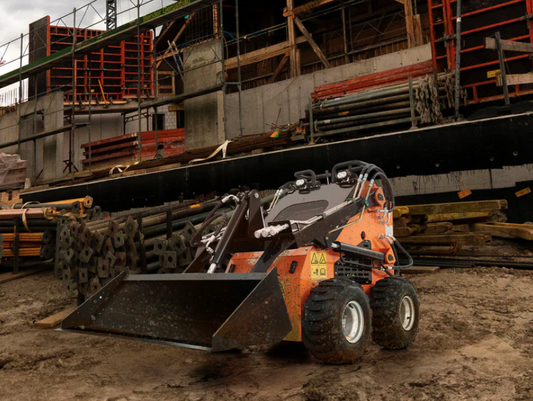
[{"x1": 0, "y1": 153, "x2": 27, "y2": 190}]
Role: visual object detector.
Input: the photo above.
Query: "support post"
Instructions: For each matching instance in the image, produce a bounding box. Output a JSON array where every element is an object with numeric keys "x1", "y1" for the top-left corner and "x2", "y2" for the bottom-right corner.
[
  {"x1": 13, "y1": 218, "x2": 19, "y2": 275},
  {"x1": 137, "y1": 0, "x2": 143, "y2": 162},
  {"x1": 408, "y1": 76, "x2": 417, "y2": 129},
  {"x1": 88, "y1": 69, "x2": 92, "y2": 171},
  {"x1": 309, "y1": 96, "x2": 315, "y2": 144},
  {"x1": 18, "y1": 33, "x2": 23, "y2": 155},
  {"x1": 236, "y1": 0, "x2": 244, "y2": 137},
  {"x1": 286, "y1": 0, "x2": 300, "y2": 78},
  {"x1": 454, "y1": 0, "x2": 462, "y2": 120},
  {"x1": 495, "y1": 31, "x2": 510, "y2": 106},
  {"x1": 341, "y1": 1, "x2": 348, "y2": 64}
]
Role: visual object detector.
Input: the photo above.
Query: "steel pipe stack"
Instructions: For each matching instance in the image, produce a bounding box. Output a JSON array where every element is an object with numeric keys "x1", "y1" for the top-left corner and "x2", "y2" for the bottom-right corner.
[
  {"x1": 57, "y1": 197, "x2": 234, "y2": 301},
  {"x1": 307, "y1": 72, "x2": 467, "y2": 139},
  {"x1": 0, "y1": 197, "x2": 97, "y2": 268}
]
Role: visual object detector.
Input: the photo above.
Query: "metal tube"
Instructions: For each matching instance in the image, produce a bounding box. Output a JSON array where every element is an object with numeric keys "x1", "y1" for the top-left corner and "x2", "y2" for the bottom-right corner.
[
  {"x1": 313, "y1": 93, "x2": 410, "y2": 115},
  {"x1": 137, "y1": 0, "x2": 143, "y2": 162},
  {"x1": 314, "y1": 116, "x2": 416, "y2": 138},
  {"x1": 309, "y1": 96, "x2": 315, "y2": 143},
  {"x1": 320, "y1": 84, "x2": 415, "y2": 108},
  {"x1": 454, "y1": 0, "x2": 462, "y2": 119},
  {"x1": 236, "y1": 0, "x2": 244, "y2": 137},
  {"x1": 315, "y1": 111, "x2": 411, "y2": 132},
  {"x1": 409, "y1": 76, "x2": 417, "y2": 129},
  {"x1": 495, "y1": 31, "x2": 510, "y2": 106},
  {"x1": 317, "y1": 107, "x2": 412, "y2": 126},
  {"x1": 316, "y1": 100, "x2": 411, "y2": 121},
  {"x1": 17, "y1": 33, "x2": 23, "y2": 155}
]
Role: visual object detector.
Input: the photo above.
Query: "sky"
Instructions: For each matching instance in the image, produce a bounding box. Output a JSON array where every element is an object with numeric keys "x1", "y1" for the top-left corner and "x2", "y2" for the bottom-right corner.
[{"x1": 0, "y1": 0, "x2": 173, "y2": 103}]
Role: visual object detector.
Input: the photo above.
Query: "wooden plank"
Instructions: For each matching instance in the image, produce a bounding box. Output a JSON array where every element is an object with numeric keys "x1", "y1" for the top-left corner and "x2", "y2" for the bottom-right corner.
[
  {"x1": 393, "y1": 206, "x2": 410, "y2": 219},
  {"x1": 485, "y1": 37, "x2": 533, "y2": 53},
  {"x1": 224, "y1": 37, "x2": 307, "y2": 70},
  {"x1": 34, "y1": 306, "x2": 77, "y2": 328},
  {"x1": 425, "y1": 212, "x2": 490, "y2": 223},
  {"x1": 473, "y1": 223, "x2": 533, "y2": 241},
  {"x1": 293, "y1": 16, "x2": 331, "y2": 69},
  {"x1": 405, "y1": 200, "x2": 507, "y2": 216},
  {"x1": 284, "y1": 0, "x2": 338, "y2": 16},
  {"x1": 156, "y1": 12, "x2": 196, "y2": 67},
  {"x1": 496, "y1": 73, "x2": 533, "y2": 87},
  {"x1": 425, "y1": 222, "x2": 453, "y2": 234},
  {"x1": 399, "y1": 233, "x2": 491, "y2": 246},
  {"x1": 0, "y1": 266, "x2": 50, "y2": 284},
  {"x1": 402, "y1": 266, "x2": 440, "y2": 274}
]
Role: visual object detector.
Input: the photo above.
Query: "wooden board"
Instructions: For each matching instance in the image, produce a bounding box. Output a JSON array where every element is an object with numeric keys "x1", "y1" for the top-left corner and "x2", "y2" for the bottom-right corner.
[
  {"x1": 34, "y1": 306, "x2": 77, "y2": 328},
  {"x1": 402, "y1": 266, "x2": 441, "y2": 274},
  {"x1": 0, "y1": 266, "x2": 51, "y2": 284}
]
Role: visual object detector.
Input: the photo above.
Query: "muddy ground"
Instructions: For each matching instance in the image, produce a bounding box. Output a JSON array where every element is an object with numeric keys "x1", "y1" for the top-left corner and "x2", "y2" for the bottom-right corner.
[{"x1": 0, "y1": 266, "x2": 532, "y2": 401}]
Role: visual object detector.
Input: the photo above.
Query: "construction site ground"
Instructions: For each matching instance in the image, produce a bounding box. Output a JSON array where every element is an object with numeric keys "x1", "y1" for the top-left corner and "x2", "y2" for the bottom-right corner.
[{"x1": 0, "y1": 267, "x2": 532, "y2": 401}]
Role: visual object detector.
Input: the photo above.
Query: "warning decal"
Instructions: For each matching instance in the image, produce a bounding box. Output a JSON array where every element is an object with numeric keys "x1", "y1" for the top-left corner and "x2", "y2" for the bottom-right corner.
[{"x1": 310, "y1": 251, "x2": 328, "y2": 279}]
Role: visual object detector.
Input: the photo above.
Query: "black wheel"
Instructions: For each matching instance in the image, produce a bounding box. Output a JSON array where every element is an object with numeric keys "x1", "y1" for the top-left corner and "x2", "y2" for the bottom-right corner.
[
  {"x1": 303, "y1": 278, "x2": 371, "y2": 364},
  {"x1": 371, "y1": 277, "x2": 420, "y2": 349}
]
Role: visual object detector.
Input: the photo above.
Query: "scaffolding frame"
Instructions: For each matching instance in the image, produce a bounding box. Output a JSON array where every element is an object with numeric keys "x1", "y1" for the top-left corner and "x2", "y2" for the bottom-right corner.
[{"x1": 0, "y1": 0, "x2": 421, "y2": 185}]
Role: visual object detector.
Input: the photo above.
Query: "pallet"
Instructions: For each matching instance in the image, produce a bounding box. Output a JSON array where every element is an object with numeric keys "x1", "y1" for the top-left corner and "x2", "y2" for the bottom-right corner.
[{"x1": 34, "y1": 306, "x2": 77, "y2": 328}]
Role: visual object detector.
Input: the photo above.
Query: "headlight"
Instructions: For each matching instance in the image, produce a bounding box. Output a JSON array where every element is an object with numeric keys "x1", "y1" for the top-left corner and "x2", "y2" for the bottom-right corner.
[
  {"x1": 337, "y1": 171, "x2": 348, "y2": 180},
  {"x1": 295, "y1": 179, "x2": 306, "y2": 187}
]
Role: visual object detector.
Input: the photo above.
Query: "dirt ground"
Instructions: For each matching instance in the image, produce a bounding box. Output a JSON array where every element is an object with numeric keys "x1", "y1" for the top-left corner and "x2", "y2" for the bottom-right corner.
[{"x1": 0, "y1": 266, "x2": 532, "y2": 401}]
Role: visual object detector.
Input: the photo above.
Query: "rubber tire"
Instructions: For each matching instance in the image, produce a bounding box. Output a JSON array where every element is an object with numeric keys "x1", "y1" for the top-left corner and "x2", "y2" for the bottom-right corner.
[
  {"x1": 371, "y1": 276, "x2": 420, "y2": 349},
  {"x1": 303, "y1": 278, "x2": 371, "y2": 364}
]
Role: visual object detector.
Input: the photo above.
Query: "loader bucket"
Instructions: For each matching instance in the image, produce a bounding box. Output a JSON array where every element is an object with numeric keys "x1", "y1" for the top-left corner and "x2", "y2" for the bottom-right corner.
[{"x1": 60, "y1": 268, "x2": 292, "y2": 352}]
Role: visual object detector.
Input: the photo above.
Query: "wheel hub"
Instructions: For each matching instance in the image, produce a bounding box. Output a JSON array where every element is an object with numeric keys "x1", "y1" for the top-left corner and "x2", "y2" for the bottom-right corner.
[
  {"x1": 342, "y1": 300, "x2": 364, "y2": 343},
  {"x1": 400, "y1": 295, "x2": 415, "y2": 331}
]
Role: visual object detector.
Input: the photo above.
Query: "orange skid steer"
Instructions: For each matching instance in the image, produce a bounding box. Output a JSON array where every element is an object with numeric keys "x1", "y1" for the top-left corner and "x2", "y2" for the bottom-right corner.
[{"x1": 61, "y1": 160, "x2": 420, "y2": 364}]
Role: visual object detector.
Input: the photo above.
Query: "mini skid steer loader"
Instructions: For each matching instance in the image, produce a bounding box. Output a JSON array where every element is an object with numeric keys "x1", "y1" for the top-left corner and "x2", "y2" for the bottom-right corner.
[{"x1": 61, "y1": 160, "x2": 420, "y2": 364}]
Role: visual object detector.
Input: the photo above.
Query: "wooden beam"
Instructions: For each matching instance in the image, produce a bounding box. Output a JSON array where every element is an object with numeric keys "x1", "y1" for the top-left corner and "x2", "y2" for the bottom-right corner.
[
  {"x1": 156, "y1": 13, "x2": 196, "y2": 68},
  {"x1": 496, "y1": 73, "x2": 533, "y2": 87},
  {"x1": 34, "y1": 306, "x2": 77, "y2": 328},
  {"x1": 284, "y1": 0, "x2": 338, "y2": 17},
  {"x1": 473, "y1": 222, "x2": 533, "y2": 241},
  {"x1": 225, "y1": 37, "x2": 307, "y2": 70},
  {"x1": 485, "y1": 37, "x2": 533, "y2": 53},
  {"x1": 156, "y1": 21, "x2": 177, "y2": 44},
  {"x1": 293, "y1": 16, "x2": 332, "y2": 69},
  {"x1": 269, "y1": 51, "x2": 290, "y2": 83},
  {"x1": 403, "y1": 200, "x2": 507, "y2": 215},
  {"x1": 286, "y1": 0, "x2": 300, "y2": 77}
]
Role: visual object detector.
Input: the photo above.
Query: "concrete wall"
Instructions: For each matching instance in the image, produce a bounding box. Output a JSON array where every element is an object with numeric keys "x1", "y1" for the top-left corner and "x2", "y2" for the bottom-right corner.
[
  {"x1": 225, "y1": 44, "x2": 432, "y2": 138},
  {"x1": 0, "y1": 91, "x2": 64, "y2": 181},
  {"x1": 183, "y1": 40, "x2": 225, "y2": 150},
  {"x1": 390, "y1": 164, "x2": 533, "y2": 197}
]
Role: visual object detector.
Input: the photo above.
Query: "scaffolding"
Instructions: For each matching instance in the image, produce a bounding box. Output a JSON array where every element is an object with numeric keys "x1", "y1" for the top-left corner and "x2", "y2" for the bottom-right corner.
[{"x1": 0, "y1": 0, "x2": 423, "y2": 186}]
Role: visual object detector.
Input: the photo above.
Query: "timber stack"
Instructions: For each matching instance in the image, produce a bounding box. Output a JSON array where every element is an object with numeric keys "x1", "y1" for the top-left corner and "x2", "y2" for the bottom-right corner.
[{"x1": 393, "y1": 199, "x2": 533, "y2": 258}]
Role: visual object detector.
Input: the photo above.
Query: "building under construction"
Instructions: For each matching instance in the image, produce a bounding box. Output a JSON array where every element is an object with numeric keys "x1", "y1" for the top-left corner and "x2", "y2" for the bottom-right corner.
[
  {"x1": 0, "y1": 0, "x2": 531, "y2": 213},
  {"x1": 1, "y1": 2, "x2": 533, "y2": 398}
]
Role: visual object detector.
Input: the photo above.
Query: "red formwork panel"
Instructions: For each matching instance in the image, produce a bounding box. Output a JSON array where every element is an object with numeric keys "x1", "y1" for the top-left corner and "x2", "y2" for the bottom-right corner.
[
  {"x1": 428, "y1": 0, "x2": 533, "y2": 103},
  {"x1": 46, "y1": 24, "x2": 154, "y2": 102}
]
